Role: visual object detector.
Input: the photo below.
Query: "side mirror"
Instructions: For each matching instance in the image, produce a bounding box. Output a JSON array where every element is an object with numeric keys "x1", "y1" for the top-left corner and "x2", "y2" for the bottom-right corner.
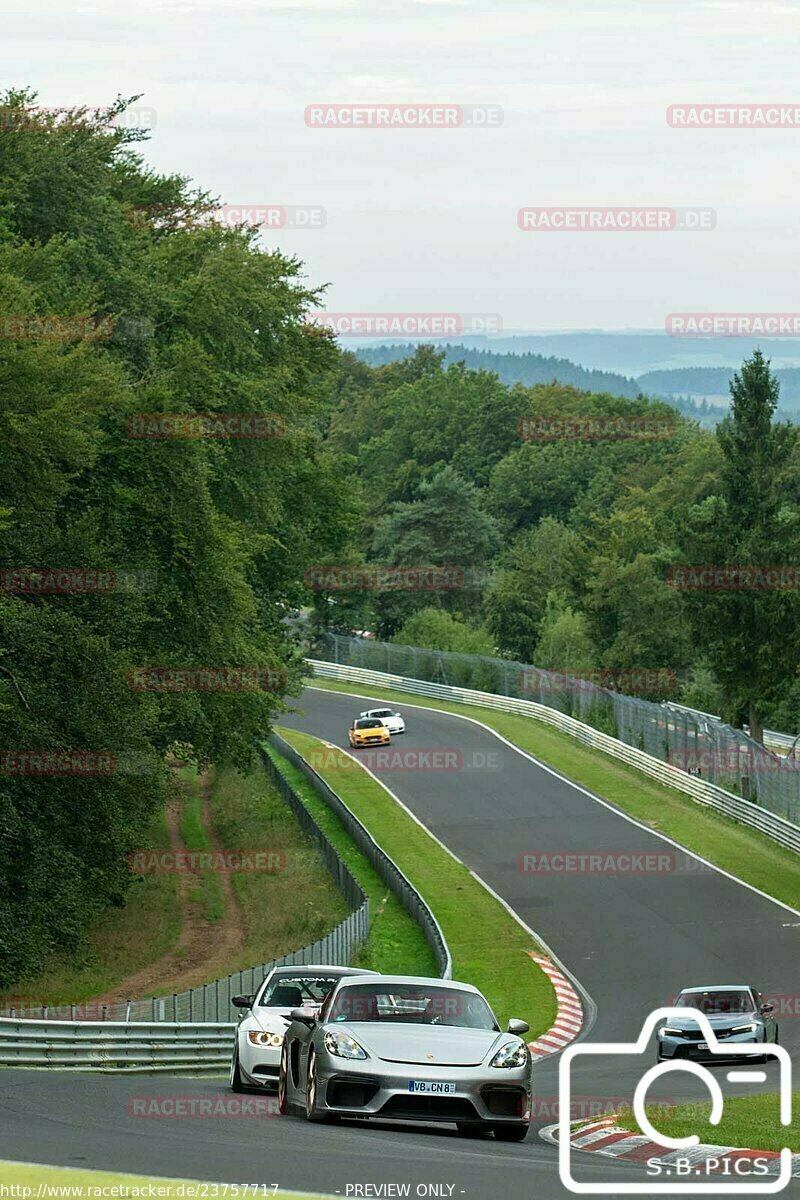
[
  {"x1": 232, "y1": 994, "x2": 254, "y2": 1009},
  {"x1": 761, "y1": 1003, "x2": 774, "y2": 1015},
  {"x1": 507, "y1": 1018, "x2": 529, "y2": 1035},
  {"x1": 290, "y1": 1006, "x2": 317, "y2": 1027}
]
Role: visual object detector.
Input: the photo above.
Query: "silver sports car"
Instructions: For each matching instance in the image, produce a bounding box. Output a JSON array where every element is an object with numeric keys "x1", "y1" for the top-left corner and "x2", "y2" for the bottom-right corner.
[
  {"x1": 657, "y1": 984, "x2": 778, "y2": 1062},
  {"x1": 278, "y1": 974, "x2": 532, "y2": 1139},
  {"x1": 230, "y1": 964, "x2": 377, "y2": 1091}
]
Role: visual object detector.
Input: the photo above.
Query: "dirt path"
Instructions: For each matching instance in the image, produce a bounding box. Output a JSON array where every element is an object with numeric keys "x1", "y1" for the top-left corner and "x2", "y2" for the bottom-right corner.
[{"x1": 99, "y1": 771, "x2": 246, "y2": 1001}]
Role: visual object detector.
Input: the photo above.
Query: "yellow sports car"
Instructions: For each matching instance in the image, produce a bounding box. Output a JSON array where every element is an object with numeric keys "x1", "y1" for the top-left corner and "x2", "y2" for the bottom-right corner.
[{"x1": 348, "y1": 716, "x2": 391, "y2": 748}]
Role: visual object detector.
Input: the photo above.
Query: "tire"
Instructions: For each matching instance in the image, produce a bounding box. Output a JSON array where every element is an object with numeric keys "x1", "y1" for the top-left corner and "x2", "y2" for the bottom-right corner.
[
  {"x1": 278, "y1": 1041, "x2": 294, "y2": 1116},
  {"x1": 492, "y1": 1123, "x2": 529, "y2": 1142},
  {"x1": 305, "y1": 1048, "x2": 327, "y2": 1122},
  {"x1": 456, "y1": 1122, "x2": 491, "y2": 1138},
  {"x1": 230, "y1": 1050, "x2": 246, "y2": 1093}
]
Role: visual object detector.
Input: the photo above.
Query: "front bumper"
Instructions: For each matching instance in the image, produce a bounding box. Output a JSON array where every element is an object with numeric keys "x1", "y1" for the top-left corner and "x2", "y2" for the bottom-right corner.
[
  {"x1": 239, "y1": 1039, "x2": 282, "y2": 1087},
  {"x1": 658, "y1": 1030, "x2": 764, "y2": 1060},
  {"x1": 351, "y1": 735, "x2": 391, "y2": 747},
  {"x1": 314, "y1": 1053, "x2": 531, "y2": 1125}
]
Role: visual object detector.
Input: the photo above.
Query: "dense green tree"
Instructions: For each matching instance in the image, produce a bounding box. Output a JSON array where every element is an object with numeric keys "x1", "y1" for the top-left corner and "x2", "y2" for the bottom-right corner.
[{"x1": 678, "y1": 352, "x2": 800, "y2": 740}]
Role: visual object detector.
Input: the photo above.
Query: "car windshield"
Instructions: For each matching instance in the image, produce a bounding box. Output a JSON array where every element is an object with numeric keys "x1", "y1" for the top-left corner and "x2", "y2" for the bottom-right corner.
[
  {"x1": 355, "y1": 718, "x2": 383, "y2": 729},
  {"x1": 676, "y1": 989, "x2": 754, "y2": 1014},
  {"x1": 259, "y1": 975, "x2": 340, "y2": 1007},
  {"x1": 372, "y1": 710, "x2": 392, "y2": 718},
  {"x1": 327, "y1": 983, "x2": 498, "y2": 1030}
]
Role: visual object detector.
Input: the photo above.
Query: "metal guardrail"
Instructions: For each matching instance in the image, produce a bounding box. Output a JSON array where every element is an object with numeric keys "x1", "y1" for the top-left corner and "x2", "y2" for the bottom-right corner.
[
  {"x1": 0, "y1": 1020, "x2": 235, "y2": 1073},
  {"x1": 308, "y1": 659, "x2": 800, "y2": 856},
  {"x1": 267, "y1": 732, "x2": 452, "y2": 979},
  {"x1": 0, "y1": 753, "x2": 369, "y2": 1036},
  {"x1": 314, "y1": 634, "x2": 800, "y2": 828},
  {"x1": 0, "y1": 732, "x2": 453, "y2": 1070}
]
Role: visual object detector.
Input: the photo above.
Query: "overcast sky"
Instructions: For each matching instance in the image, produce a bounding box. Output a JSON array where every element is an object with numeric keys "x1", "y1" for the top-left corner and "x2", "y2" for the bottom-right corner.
[{"x1": 5, "y1": 0, "x2": 800, "y2": 331}]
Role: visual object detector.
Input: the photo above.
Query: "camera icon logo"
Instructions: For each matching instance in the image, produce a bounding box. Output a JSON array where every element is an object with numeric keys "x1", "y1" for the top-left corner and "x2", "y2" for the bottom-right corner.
[{"x1": 558, "y1": 1007, "x2": 793, "y2": 1194}]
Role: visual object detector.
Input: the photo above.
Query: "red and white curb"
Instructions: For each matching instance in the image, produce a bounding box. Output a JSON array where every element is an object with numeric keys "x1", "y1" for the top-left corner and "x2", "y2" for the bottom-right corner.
[
  {"x1": 540, "y1": 1117, "x2": 800, "y2": 1178},
  {"x1": 527, "y1": 953, "x2": 584, "y2": 1060}
]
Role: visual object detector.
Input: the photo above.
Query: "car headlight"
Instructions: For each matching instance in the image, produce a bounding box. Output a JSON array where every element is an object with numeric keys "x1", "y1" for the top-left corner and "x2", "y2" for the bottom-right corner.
[
  {"x1": 247, "y1": 1030, "x2": 284, "y2": 1047},
  {"x1": 731, "y1": 1022, "x2": 759, "y2": 1034},
  {"x1": 324, "y1": 1030, "x2": 368, "y2": 1060},
  {"x1": 659, "y1": 1027, "x2": 683, "y2": 1037},
  {"x1": 489, "y1": 1041, "x2": 529, "y2": 1069}
]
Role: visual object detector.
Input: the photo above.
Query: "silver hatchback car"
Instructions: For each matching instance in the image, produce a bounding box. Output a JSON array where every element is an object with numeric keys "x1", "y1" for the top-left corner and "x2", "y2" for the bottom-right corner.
[
  {"x1": 278, "y1": 974, "x2": 532, "y2": 1140},
  {"x1": 656, "y1": 984, "x2": 778, "y2": 1062}
]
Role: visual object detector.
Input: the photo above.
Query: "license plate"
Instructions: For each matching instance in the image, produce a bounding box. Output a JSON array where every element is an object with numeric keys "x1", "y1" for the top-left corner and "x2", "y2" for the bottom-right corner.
[
  {"x1": 408, "y1": 1080, "x2": 456, "y2": 1094},
  {"x1": 697, "y1": 1041, "x2": 708, "y2": 1050}
]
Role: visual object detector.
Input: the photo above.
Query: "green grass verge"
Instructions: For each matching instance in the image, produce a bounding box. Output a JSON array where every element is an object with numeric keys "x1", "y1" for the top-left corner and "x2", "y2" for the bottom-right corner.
[
  {"x1": 208, "y1": 762, "x2": 352, "y2": 972},
  {"x1": 275, "y1": 726, "x2": 557, "y2": 1038},
  {"x1": 264, "y1": 745, "x2": 436, "y2": 975},
  {"x1": 0, "y1": 804, "x2": 181, "y2": 1006},
  {"x1": 177, "y1": 767, "x2": 225, "y2": 923},
  {"x1": 0, "y1": 1161, "x2": 325, "y2": 1199},
  {"x1": 306, "y1": 679, "x2": 800, "y2": 913},
  {"x1": 620, "y1": 1093, "x2": 800, "y2": 1153}
]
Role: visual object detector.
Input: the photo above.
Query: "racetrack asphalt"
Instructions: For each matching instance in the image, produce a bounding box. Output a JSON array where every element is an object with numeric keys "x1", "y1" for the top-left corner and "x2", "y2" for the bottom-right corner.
[{"x1": 1, "y1": 684, "x2": 798, "y2": 1199}]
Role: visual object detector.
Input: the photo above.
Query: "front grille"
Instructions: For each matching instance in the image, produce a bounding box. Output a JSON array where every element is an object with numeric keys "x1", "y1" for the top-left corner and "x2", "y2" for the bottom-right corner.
[
  {"x1": 327, "y1": 1075, "x2": 381, "y2": 1108},
  {"x1": 379, "y1": 1095, "x2": 478, "y2": 1121},
  {"x1": 252, "y1": 1064, "x2": 279, "y2": 1077},
  {"x1": 481, "y1": 1086, "x2": 526, "y2": 1117}
]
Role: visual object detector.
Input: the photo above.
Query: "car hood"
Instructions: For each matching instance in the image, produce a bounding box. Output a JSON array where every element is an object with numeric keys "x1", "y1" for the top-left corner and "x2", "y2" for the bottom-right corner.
[
  {"x1": 252, "y1": 1006, "x2": 315, "y2": 1030},
  {"x1": 664, "y1": 1012, "x2": 760, "y2": 1031},
  {"x1": 332, "y1": 1023, "x2": 506, "y2": 1066}
]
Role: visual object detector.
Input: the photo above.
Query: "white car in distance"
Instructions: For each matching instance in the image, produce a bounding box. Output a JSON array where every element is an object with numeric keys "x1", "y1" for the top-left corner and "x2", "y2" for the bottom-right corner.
[{"x1": 359, "y1": 707, "x2": 405, "y2": 734}]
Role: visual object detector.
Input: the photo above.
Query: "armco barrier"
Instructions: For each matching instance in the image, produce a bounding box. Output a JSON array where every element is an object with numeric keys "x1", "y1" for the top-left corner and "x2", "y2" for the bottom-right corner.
[
  {"x1": 317, "y1": 633, "x2": 800, "y2": 826},
  {"x1": 0, "y1": 744, "x2": 369, "y2": 1036},
  {"x1": 307, "y1": 660, "x2": 800, "y2": 856},
  {"x1": 266, "y1": 733, "x2": 452, "y2": 979},
  {"x1": 0, "y1": 1020, "x2": 234, "y2": 1073},
  {"x1": 0, "y1": 732, "x2": 452, "y2": 1069}
]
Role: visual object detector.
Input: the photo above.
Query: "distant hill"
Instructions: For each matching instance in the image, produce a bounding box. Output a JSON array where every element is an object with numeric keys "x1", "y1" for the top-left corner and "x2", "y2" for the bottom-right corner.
[
  {"x1": 356, "y1": 343, "x2": 640, "y2": 398},
  {"x1": 639, "y1": 366, "x2": 800, "y2": 409},
  {"x1": 353, "y1": 332, "x2": 800, "y2": 376}
]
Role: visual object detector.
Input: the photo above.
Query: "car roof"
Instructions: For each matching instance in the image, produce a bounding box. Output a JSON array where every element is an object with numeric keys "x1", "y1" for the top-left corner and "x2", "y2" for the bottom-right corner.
[
  {"x1": 679, "y1": 985, "x2": 753, "y2": 993},
  {"x1": 269, "y1": 965, "x2": 378, "y2": 978},
  {"x1": 334, "y1": 974, "x2": 481, "y2": 994}
]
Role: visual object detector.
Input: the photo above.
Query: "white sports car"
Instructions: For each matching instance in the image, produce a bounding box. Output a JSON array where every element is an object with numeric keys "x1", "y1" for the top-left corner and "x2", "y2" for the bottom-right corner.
[
  {"x1": 230, "y1": 965, "x2": 377, "y2": 1092},
  {"x1": 359, "y1": 707, "x2": 405, "y2": 734}
]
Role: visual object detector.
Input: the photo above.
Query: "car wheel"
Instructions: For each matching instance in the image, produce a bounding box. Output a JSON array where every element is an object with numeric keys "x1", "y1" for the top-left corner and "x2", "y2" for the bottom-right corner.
[
  {"x1": 305, "y1": 1048, "x2": 327, "y2": 1122},
  {"x1": 230, "y1": 1049, "x2": 246, "y2": 1093},
  {"x1": 278, "y1": 1042, "x2": 294, "y2": 1116},
  {"x1": 456, "y1": 1122, "x2": 491, "y2": 1138},
  {"x1": 492, "y1": 1123, "x2": 529, "y2": 1142}
]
